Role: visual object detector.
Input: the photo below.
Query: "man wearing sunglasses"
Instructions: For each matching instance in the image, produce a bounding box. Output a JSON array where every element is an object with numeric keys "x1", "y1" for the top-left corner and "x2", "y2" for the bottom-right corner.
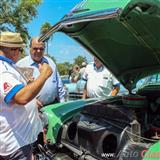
[
  {"x1": 17, "y1": 37, "x2": 66, "y2": 107},
  {"x1": 0, "y1": 32, "x2": 52, "y2": 160}
]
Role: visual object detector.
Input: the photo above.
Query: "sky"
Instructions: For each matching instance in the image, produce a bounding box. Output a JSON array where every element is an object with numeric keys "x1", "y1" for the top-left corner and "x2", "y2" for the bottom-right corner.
[{"x1": 27, "y1": 0, "x2": 92, "y2": 63}]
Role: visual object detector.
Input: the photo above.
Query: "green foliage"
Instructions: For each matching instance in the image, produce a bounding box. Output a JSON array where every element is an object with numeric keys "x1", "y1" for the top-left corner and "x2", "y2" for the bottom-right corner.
[
  {"x1": 57, "y1": 63, "x2": 67, "y2": 75},
  {"x1": 56, "y1": 55, "x2": 88, "y2": 75},
  {"x1": 40, "y1": 22, "x2": 52, "y2": 35},
  {"x1": 40, "y1": 22, "x2": 52, "y2": 54},
  {"x1": 74, "y1": 55, "x2": 87, "y2": 67},
  {"x1": 57, "y1": 62, "x2": 73, "y2": 75},
  {"x1": 0, "y1": 0, "x2": 42, "y2": 42}
]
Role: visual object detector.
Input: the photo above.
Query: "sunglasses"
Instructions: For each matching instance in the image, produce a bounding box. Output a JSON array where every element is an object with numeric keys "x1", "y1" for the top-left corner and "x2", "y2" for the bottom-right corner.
[
  {"x1": 9, "y1": 48, "x2": 23, "y2": 52},
  {"x1": 32, "y1": 47, "x2": 44, "y2": 51}
]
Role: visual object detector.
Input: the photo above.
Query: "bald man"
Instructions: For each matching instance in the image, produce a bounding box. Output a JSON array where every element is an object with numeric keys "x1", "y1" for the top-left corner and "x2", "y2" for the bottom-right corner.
[{"x1": 17, "y1": 37, "x2": 66, "y2": 107}]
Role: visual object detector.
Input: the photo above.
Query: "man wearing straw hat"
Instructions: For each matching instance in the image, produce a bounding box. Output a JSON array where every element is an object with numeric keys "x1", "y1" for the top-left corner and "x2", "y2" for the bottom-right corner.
[{"x1": 0, "y1": 31, "x2": 52, "y2": 160}]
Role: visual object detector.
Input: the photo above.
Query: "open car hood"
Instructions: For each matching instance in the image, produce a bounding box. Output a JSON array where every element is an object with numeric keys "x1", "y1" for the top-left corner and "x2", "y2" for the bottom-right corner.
[{"x1": 40, "y1": 0, "x2": 160, "y2": 91}]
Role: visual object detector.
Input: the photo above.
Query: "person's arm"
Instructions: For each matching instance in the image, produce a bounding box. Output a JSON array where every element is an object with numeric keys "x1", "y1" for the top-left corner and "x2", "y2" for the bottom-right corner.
[
  {"x1": 111, "y1": 75, "x2": 120, "y2": 96},
  {"x1": 71, "y1": 73, "x2": 76, "y2": 83},
  {"x1": 13, "y1": 63, "x2": 52, "y2": 105},
  {"x1": 111, "y1": 86, "x2": 120, "y2": 96},
  {"x1": 56, "y1": 70, "x2": 66, "y2": 103},
  {"x1": 82, "y1": 82, "x2": 88, "y2": 99},
  {"x1": 82, "y1": 67, "x2": 88, "y2": 99},
  {"x1": 73, "y1": 72, "x2": 80, "y2": 83}
]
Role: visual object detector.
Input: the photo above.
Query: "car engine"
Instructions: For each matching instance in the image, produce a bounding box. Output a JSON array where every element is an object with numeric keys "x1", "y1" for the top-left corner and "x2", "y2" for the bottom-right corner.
[{"x1": 34, "y1": 87, "x2": 160, "y2": 160}]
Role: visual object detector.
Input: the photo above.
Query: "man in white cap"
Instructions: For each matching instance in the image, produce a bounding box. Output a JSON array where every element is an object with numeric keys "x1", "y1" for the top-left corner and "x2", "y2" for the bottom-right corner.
[{"x1": 0, "y1": 31, "x2": 52, "y2": 160}]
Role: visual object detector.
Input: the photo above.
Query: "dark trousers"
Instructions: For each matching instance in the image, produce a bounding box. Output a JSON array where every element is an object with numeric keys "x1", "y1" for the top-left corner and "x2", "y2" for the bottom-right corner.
[{"x1": 0, "y1": 144, "x2": 32, "y2": 160}]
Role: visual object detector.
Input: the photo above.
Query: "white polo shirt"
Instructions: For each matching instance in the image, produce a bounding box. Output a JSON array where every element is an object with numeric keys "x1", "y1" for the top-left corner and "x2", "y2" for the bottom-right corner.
[
  {"x1": 0, "y1": 56, "x2": 43, "y2": 156},
  {"x1": 83, "y1": 63, "x2": 119, "y2": 98}
]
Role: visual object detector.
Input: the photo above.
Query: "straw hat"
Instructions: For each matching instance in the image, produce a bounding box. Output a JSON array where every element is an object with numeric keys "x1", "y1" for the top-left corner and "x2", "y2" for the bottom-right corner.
[{"x1": 0, "y1": 31, "x2": 25, "y2": 48}]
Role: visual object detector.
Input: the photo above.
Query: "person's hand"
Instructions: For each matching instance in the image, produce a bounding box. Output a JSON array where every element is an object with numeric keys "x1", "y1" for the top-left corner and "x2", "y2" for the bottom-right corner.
[
  {"x1": 38, "y1": 63, "x2": 52, "y2": 79},
  {"x1": 36, "y1": 99, "x2": 44, "y2": 109},
  {"x1": 27, "y1": 77, "x2": 34, "y2": 84}
]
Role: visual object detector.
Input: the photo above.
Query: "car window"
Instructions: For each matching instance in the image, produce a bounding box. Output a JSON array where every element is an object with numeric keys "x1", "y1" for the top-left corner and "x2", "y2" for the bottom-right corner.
[
  {"x1": 146, "y1": 74, "x2": 160, "y2": 83},
  {"x1": 136, "y1": 73, "x2": 160, "y2": 89}
]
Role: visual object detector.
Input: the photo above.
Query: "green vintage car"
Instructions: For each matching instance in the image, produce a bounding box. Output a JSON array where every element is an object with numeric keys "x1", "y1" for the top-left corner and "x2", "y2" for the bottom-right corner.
[{"x1": 37, "y1": 0, "x2": 160, "y2": 159}]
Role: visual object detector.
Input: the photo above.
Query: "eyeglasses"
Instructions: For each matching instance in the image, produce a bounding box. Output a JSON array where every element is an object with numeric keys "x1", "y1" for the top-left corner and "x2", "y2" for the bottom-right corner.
[
  {"x1": 32, "y1": 47, "x2": 44, "y2": 51},
  {"x1": 9, "y1": 48, "x2": 23, "y2": 52}
]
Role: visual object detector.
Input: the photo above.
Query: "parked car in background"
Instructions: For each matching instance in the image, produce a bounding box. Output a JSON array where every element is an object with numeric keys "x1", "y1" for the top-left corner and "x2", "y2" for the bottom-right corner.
[
  {"x1": 61, "y1": 75, "x2": 70, "y2": 85},
  {"x1": 36, "y1": 0, "x2": 160, "y2": 159},
  {"x1": 61, "y1": 75, "x2": 84, "y2": 100}
]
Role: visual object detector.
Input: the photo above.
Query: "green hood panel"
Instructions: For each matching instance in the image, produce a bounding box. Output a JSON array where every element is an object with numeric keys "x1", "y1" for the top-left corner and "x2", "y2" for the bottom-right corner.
[
  {"x1": 40, "y1": 0, "x2": 160, "y2": 90},
  {"x1": 41, "y1": 98, "x2": 98, "y2": 143},
  {"x1": 68, "y1": 0, "x2": 130, "y2": 17}
]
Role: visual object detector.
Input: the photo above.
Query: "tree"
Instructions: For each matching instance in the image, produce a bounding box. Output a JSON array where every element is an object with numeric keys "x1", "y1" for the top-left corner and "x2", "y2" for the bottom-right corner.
[
  {"x1": 57, "y1": 62, "x2": 73, "y2": 75},
  {"x1": 74, "y1": 55, "x2": 87, "y2": 67},
  {"x1": 40, "y1": 22, "x2": 52, "y2": 35},
  {"x1": 57, "y1": 63, "x2": 67, "y2": 75},
  {"x1": 0, "y1": 0, "x2": 42, "y2": 42},
  {"x1": 40, "y1": 22, "x2": 52, "y2": 55}
]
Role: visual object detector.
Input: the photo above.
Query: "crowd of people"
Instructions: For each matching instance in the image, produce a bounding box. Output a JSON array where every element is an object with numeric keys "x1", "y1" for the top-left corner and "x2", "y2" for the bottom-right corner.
[{"x1": 0, "y1": 31, "x2": 120, "y2": 160}]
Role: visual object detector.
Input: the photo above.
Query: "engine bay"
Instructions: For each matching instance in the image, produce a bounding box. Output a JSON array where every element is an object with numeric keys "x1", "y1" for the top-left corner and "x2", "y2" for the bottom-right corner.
[
  {"x1": 57, "y1": 88, "x2": 160, "y2": 159},
  {"x1": 34, "y1": 87, "x2": 160, "y2": 160}
]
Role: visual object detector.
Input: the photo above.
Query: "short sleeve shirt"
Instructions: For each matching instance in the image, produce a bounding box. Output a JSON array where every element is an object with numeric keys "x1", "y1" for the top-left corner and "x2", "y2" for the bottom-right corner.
[
  {"x1": 83, "y1": 63, "x2": 119, "y2": 98},
  {"x1": 17, "y1": 56, "x2": 66, "y2": 104},
  {"x1": 0, "y1": 56, "x2": 43, "y2": 156}
]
